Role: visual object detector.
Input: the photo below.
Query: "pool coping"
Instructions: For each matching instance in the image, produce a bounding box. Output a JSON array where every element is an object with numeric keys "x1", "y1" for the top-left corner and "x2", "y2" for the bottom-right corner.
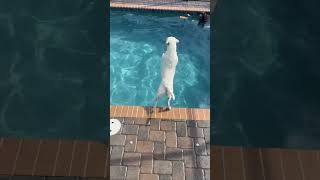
[
  {"x1": 110, "y1": 105, "x2": 210, "y2": 121},
  {"x1": 110, "y1": 2, "x2": 210, "y2": 13}
]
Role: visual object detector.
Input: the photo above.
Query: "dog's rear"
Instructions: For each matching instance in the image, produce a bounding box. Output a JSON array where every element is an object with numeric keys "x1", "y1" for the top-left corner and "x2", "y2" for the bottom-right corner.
[{"x1": 153, "y1": 37, "x2": 179, "y2": 112}]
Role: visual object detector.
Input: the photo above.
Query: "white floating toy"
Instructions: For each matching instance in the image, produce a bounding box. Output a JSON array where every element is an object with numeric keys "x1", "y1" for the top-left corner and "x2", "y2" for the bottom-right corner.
[{"x1": 110, "y1": 119, "x2": 121, "y2": 136}]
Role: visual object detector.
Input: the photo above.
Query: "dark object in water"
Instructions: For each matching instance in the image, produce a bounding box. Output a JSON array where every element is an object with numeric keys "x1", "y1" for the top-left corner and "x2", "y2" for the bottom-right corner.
[{"x1": 198, "y1": 12, "x2": 209, "y2": 27}]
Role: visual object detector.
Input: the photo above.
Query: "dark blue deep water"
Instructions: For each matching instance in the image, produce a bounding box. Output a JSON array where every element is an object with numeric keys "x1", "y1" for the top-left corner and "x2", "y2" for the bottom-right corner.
[
  {"x1": 0, "y1": 0, "x2": 107, "y2": 141},
  {"x1": 213, "y1": 0, "x2": 320, "y2": 149}
]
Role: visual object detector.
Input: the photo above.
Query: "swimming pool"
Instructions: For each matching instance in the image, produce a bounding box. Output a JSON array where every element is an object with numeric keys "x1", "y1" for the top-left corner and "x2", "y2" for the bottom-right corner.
[{"x1": 110, "y1": 9, "x2": 210, "y2": 108}]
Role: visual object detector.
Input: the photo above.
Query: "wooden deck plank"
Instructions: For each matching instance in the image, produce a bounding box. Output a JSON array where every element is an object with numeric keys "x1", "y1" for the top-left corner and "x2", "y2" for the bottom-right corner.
[
  {"x1": 0, "y1": 139, "x2": 21, "y2": 175},
  {"x1": 299, "y1": 150, "x2": 320, "y2": 180},
  {"x1": 11, "y1": 176, "x2": 45, "y2": 180},
  {"x1": 14, "y1": 139, "x2": 41, "y2": 175},
  {"x1": 243, "y1": 148, "x2": 264, "y2": 180},
  {"x1": 223, "y1": 146, "x2": 245, "y2": 180},
  {"x1": 33, "y1": 140, "x2": 60, "y2": 176},
  {"x1": 69, "y1": 141, "x2": 89, "y2": 177},
  {"x1": 281, "y1": 150, "x2": 303, "y2": 180},
  {"x1": 85, "y1": 142, "x2": 108, "y2": 178},
  {"x1": 212, "y1": 146, "x2": 225, "y2": 180},
  {"x1": 0, "y1": 138, "x2": 3, "y2": 148},
  {"x1": 104, "y1": 146, "x2": 110, "y2": 178},
  {"x1": 53, "y1": 140, "x2": 74, "y2": 176},
  {"x1": 260, "y1": 149, "x2": 284, "y2": 180}
]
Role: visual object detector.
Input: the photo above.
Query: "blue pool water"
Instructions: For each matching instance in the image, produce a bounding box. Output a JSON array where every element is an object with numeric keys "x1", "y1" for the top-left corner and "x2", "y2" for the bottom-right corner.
[{"x1": 110, "y1": 9, "x2": 210, "y2": 108}]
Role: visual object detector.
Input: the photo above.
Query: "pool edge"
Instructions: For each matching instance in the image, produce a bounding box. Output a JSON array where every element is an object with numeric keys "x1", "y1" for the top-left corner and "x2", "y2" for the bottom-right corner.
[
  {"x1": 110, "y1": 3, "x2": 210, "y2": 13},
  {"x1": 110, "y1": 105, "x2": 210, "y2": 121}
]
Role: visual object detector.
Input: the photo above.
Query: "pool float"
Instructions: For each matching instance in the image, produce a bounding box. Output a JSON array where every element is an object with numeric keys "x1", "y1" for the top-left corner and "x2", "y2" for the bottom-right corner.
[{"x1": 110, "y1": 118, "x2": 121, "y2": 136}]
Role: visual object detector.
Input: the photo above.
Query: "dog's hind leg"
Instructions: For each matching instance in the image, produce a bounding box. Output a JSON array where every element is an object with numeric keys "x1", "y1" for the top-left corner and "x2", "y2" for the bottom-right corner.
[
  {"x1": 167, "y1": 96, "x2": 172, "y2": 110},
  {"x1": 166, "y1": 89, "x2": 174, "y2": 110},
  {"x1": 153, "y1": 84, "x2": 166, "y2": 113}
]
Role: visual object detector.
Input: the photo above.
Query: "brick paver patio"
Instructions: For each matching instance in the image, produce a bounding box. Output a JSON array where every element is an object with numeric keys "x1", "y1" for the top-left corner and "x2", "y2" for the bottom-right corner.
[{"x1": 110, "y1": 118, "x2": 210, "y2": 180}]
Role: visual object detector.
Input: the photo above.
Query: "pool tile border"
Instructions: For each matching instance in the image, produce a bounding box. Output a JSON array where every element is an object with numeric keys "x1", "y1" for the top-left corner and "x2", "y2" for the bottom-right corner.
[
  {"x1": 110, "y1": 105, "x2": 210, "y2": 120},
  {"x1": 111, "y1": 2, "x2": 210, "y2": 13}
]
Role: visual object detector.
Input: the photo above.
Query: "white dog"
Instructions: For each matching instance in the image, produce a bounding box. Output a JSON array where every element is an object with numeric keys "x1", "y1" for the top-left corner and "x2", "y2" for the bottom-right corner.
[{"x1": 153, "y1": 36, "x2": 179, "y2": 112}]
